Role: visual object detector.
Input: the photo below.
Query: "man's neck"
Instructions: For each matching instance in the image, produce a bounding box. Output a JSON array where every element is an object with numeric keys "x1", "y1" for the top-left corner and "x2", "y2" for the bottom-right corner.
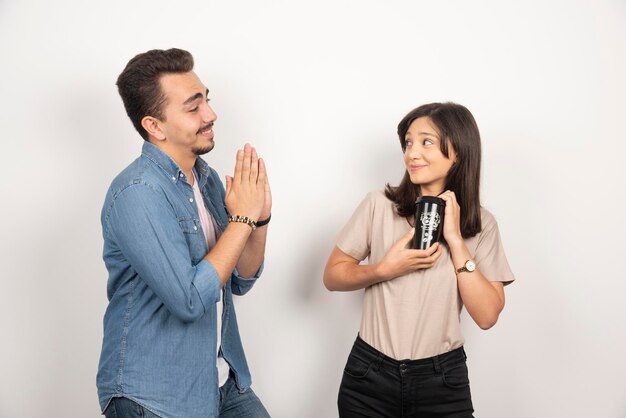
[
  {"x1": 150, "y1": 140, "x2": 197, "y2": 183},
  {"x1": 179, "y1": 158, "x2": 196, "y2": 186}
]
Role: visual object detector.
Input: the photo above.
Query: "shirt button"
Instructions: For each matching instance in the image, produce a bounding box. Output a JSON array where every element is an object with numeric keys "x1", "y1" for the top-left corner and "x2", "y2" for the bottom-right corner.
[
  {"x1": 189, "y1": 198, "x2": 194, "y2": 203},
  {"x1": 180, "y1": 173, "x2": 184, "y2": 177},
  {"x1": 193, "y1": 226, "x2": 198, "y2": 231},
  {"x1": 171, "y1": 176, "x2": 176, "y2": 181}
]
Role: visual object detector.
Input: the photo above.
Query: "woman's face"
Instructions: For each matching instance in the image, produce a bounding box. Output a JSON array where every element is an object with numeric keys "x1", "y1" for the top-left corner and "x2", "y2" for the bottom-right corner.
[{"x1": 404, "y1": 117, "x2": 457, "y2": 196}]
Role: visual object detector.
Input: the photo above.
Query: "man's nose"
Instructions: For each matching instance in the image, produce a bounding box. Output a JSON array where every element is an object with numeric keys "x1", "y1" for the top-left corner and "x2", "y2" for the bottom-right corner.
[{"x1": 202, "y1": 103, "x2": 217, "y2": 123}]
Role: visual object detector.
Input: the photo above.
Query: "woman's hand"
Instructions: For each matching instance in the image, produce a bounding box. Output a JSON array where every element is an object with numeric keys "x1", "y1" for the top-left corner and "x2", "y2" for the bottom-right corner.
[
  {"x1": 376, "y1": 228, "x2": 442, "y2": 280},
  {"x1": 439, "y1": 190, "x2": 463, "y2": 245},
  {"x1": 323, "y1": 229, "x2": 443, "y2": 292}
]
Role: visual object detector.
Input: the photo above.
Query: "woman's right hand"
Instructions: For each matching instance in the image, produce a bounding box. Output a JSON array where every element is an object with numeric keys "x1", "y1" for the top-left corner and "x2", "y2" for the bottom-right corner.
[
  {"x1": 376, "y1": 229, "x2": 442, "y2": 280},
  {"x1": 323, "y1": 229, "x2": 442, "y2": 292}
]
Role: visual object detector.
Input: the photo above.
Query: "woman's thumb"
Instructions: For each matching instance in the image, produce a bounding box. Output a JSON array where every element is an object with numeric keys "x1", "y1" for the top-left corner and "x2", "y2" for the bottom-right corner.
[{"x1": 401, "y1": 227, "x2": 415, "y2": 244}]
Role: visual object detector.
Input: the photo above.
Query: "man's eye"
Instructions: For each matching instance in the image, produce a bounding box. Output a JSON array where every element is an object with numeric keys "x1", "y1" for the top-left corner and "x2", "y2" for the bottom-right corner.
[
  {"x1": 190, "y1": 107, "x2": 198, "y2": 112},
  {"x1": 206, "y1": 98, "x2": 211, "y2": 103}
]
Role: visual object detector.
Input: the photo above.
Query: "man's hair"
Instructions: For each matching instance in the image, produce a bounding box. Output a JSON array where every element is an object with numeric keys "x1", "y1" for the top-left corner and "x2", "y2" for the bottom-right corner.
[
  {"x1": 116, "y1": 48, "x2": 194, "y2": 140},
  {"x1": 385, "y1": 102, "x2": 483, "y2": 238}
]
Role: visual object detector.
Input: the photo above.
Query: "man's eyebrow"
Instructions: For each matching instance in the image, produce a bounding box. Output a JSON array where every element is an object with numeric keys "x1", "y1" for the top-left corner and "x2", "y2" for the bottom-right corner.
[{"x1": 182, "y1": 89, "x2": 210, "y2": 106}]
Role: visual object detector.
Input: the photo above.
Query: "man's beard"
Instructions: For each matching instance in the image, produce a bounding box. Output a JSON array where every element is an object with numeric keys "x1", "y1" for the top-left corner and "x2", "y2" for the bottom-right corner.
[{"x1": 192, "y1": 139, "x2": 214, "y2": 156}]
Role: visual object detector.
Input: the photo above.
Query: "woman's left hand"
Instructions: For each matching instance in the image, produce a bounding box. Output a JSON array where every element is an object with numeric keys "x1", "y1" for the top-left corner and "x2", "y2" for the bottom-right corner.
[{"x1": 439, "y1": 190, "x2": 463, "y2": 245}]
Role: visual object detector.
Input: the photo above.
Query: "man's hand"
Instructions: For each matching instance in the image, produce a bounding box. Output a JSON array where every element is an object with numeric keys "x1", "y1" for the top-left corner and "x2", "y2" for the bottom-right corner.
[
  {"x1": 225, "y1": 143, "x2": 267, "y2": 221},
  {"x1": 259, "y1": 169, "x2": 272, "y2": 221}
]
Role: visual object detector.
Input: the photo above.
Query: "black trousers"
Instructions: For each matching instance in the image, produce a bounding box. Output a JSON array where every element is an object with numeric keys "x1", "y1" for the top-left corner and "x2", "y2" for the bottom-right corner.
[{"x1": 338, "y1": 335, "x2": 474, "y2": 418}]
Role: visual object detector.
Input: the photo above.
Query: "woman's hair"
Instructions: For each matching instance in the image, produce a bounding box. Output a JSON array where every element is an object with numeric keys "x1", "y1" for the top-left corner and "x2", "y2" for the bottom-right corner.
[
  {"x1": 384, "y1": 102, "x2": 482, "y2": 238},
  {"x1": 116, "y1": 48, "x2": 195, "y2": 141}
]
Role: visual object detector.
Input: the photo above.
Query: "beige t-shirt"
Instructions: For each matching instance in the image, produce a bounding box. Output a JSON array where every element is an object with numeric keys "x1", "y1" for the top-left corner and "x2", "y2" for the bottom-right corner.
[{"x1": 336, "y1": 190, "x2": 515, "y2": 361}]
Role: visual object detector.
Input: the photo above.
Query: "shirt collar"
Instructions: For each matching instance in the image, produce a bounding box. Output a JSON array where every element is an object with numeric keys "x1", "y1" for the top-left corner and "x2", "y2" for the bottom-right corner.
[{"x1": 141, "y1": 141, "x2": 210, "y2": 186}]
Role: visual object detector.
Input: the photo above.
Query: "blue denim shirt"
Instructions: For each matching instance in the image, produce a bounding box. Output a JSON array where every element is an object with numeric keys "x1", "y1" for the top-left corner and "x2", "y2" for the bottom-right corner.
[{"x1": 97, "y1": 142, "x2": 261, "y2": 418}]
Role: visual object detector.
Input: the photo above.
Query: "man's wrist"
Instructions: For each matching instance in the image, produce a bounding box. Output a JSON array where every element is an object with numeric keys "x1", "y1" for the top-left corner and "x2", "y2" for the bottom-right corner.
[
  {"x1": 256, "y1": 213, "x2": 271, "y2": 228},
  {"x1": 228, "y1": 215, "x2": 257, "y2": 230}
]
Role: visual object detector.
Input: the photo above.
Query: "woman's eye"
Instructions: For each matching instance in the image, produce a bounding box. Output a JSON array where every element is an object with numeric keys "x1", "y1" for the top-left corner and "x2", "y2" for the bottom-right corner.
[
  {"x1": 405, "y1": 140, "x2": 413, "y2": 147},
  {"x1": 423, "y1": 139, "x2": 434, "y2": 146}
]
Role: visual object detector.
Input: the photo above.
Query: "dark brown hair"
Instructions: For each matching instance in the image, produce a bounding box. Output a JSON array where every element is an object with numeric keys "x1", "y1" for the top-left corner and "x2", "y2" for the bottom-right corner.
[
  {"x1": 116, "y1": 48, "x2": 194, "y2": 140},
  {"x1": 385, "y1": 102, "x2": 482, "y2": 238}
]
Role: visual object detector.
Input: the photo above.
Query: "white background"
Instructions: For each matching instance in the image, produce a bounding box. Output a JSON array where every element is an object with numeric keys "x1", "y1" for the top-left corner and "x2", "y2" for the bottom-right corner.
[{"x1": 1, "y1": 1, "x2": 625, "y2": 417}]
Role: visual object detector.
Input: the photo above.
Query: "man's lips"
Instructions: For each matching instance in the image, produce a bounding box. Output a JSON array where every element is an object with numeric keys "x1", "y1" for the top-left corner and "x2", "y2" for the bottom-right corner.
[{"x1": 197, "y1": 123, "x2": 214, "y2": 135}]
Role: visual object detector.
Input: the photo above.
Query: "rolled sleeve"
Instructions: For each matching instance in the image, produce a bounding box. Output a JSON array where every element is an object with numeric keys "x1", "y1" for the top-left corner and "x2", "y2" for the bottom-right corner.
[{"x1": 230, "y1": 262, "x2": 264, "y2": 296}]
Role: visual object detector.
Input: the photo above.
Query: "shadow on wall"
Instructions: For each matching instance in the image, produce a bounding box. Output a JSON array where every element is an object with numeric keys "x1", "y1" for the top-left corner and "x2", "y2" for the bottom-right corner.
[
  {"x1": 11, "y1": 86, "x2": 119, "y2": 416},
  {"x1": 284, "y1": 139, "x2": 400, "y2": 416},
  {"x1": 286, "y1": 218, "x2": 362, "y2": 417}
]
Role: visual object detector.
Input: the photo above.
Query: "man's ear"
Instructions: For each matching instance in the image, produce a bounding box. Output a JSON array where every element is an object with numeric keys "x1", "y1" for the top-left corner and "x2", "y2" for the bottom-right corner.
[{"x1": 141, "y1": 116, "x2": 166, "y2": 141}]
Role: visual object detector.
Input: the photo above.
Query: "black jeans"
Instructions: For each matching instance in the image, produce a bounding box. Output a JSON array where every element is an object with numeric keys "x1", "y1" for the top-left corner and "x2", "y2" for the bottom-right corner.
[{"x1": 338, "y1": 335, "x2": 474, "y2": 418}]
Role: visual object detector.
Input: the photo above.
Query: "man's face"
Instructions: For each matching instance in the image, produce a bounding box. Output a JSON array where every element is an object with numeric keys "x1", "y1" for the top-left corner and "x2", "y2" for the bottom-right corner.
[{"x1": 156, "y1": 71, "x2": 217, "y2": 157}]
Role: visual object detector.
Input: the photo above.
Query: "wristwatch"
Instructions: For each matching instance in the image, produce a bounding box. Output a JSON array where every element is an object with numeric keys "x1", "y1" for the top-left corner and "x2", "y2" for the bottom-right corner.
[{"x1": 456, "y1": 259, "x2": 476, "y2": 274}]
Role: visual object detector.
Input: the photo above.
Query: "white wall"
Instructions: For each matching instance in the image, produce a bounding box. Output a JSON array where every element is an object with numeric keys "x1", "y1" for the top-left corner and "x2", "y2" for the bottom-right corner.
[{"x1": 1, "y1": 1, "x2": 625, "y2": 417}]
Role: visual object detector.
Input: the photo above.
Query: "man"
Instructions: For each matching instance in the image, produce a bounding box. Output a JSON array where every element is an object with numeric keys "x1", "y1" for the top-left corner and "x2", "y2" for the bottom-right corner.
[{"x1": 97, "y1": 48, "x2": 271, "y2": 418}]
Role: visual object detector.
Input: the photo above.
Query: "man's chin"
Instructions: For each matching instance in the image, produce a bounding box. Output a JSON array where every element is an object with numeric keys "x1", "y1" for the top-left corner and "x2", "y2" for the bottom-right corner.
[{"x1": 192, "y1": 141, "x2": 214, "y2": 156}]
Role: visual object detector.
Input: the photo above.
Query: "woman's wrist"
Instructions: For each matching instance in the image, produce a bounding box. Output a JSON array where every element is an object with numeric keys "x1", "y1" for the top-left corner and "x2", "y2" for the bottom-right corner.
[
  {"x1": 446, "y1": 235, "x2": 466, "y2": 252},
  {"x1": 373, "y1": 262, "x2": 392, "y2": 282}
]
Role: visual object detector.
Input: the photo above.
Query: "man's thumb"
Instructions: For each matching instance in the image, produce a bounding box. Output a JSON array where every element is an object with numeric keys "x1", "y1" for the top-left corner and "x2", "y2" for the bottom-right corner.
[{"x1": 225, "y1": 175, "x2": 232, "y2": 193}]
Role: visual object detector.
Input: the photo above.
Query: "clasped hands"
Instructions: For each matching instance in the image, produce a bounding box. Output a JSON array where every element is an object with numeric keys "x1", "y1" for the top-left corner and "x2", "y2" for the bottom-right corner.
[{"x1": 225, "y1": 143, "x2": 271, "y2": 224}]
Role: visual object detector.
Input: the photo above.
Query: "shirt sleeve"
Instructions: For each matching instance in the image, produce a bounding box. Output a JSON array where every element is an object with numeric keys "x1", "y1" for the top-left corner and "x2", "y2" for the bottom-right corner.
[
  {"x1": 230, "y1": 263, "x2": 264, "y2": 296},
  {"x1": 105, "y1": 182, "x2": 222, "y2": 323},
  {"x1": 474, "y1": 211, "x2": 516, "y2": 285},
  {"x1": 335, "y1": 192, "x2": 375, "y2": 261}
]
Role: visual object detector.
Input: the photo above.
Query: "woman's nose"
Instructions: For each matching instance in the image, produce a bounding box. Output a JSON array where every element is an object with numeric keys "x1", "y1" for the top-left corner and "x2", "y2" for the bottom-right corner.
[{"x1": 407, "y1": 146, "x2": 422, "y2": 159}]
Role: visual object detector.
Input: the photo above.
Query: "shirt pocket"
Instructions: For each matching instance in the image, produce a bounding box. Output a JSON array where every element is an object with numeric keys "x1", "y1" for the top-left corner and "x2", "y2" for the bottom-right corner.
[
  {"x1": 178, "y1": 217, "x2": 200, "y2": 234},
  {"x1": 178, "y1": 217, "x2": 206, "y2": 263}
]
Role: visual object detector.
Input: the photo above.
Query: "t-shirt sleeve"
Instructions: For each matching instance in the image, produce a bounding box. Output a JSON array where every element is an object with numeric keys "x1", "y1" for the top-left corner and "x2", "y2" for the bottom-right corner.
[
  {"x1": 335, "y1": 192, "x2": 375, "y2": 261},
  {"x1": 474, "y1": 211, "x2": 516, "y2": 285}
]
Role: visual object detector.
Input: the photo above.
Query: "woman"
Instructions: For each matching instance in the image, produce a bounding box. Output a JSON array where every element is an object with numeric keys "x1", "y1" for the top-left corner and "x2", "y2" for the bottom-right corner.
[{"x1": 323, "y1": 102, "x2": 515, "y2": 417}]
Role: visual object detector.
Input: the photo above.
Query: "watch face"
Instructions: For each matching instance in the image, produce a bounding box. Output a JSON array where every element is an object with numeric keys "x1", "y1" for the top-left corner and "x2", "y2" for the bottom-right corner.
[{"x1": 466, "y1": 260, "x2": 476, "y2": 272}]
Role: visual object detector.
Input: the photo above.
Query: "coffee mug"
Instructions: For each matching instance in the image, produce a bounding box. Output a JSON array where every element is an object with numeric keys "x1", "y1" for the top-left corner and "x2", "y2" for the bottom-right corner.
[{"x1": 413, "y1": 196, "x2": 446, "y2": 250}]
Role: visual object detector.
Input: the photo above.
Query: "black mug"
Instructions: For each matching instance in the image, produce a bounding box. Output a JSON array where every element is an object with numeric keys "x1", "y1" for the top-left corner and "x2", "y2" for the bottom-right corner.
[{"x1": 412, "y1": 196, "x2": 446, "y2": 250}]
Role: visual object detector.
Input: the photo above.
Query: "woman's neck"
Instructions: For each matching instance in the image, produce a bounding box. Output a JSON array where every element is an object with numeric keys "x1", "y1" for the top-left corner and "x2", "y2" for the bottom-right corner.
[{"x1": 419, "y1": 186, "x2": 444, "y2": 197}]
